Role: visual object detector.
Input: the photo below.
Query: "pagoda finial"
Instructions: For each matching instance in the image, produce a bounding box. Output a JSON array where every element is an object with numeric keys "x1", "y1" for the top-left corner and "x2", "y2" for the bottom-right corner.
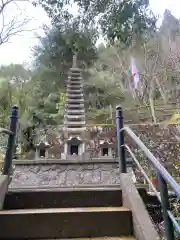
[{"x1": 72, "y1": 53, "x2": 77, "y2": 68}]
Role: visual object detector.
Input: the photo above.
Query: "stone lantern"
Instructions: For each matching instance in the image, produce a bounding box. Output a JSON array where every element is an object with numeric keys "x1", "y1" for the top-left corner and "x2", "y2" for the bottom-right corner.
[{"x1": 35, "y1": 141, "x2": 50, "y2": 159}]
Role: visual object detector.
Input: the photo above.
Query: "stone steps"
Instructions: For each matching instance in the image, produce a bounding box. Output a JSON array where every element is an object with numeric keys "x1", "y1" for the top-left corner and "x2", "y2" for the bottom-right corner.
[
  {"x1": 2, "y1": 180, "x2": 159, "y2": 239},
  {"x1": 0, "y1": 207, "x2": 133, "y2": 239},
  {"x1": 2, "y1": 183, "x2": 138, "y2": 240},
  {"x1": 4, "y1": 188, "x2": 123, "y2": 210},
  {"x1": 3, "y1": 158, "x2": 159, "y2": 240}
]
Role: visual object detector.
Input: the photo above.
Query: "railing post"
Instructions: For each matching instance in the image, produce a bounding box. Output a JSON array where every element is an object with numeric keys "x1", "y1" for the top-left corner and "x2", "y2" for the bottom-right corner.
[
  {"x1": 157, "y1": 172, "x2": 175, "y2": 240},
  {"x1": 3, "y1": 105, "x2": 18, "y2": 176},
  {"x1": 116, "y1": 106, "x2": 126, "y2": 173}
]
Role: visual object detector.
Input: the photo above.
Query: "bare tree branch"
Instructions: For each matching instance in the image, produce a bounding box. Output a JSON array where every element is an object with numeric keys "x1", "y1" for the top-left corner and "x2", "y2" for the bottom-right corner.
[{"x1": 0, "y1": 0, "x2": 35, "y2": 46}]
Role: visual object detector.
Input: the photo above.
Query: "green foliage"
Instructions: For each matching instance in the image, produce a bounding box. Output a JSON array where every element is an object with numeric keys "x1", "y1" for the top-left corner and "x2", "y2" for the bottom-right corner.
[
  {"x1": 31, "y1": 24, "x2": 98, "y2": 125},
  {"x1": 33, "y1": 26, "x2": 97, "y2": 85},
  {"x1": 86, "y1": 107, "x2": 110, "y2": 123},
  {"x1": 1, "y1": 7, "x2": 180, "y2": 147},
  {"x1": 0, "y1": 64, "x2": 35, "y2": 153},
  {"x1": 34, "y1": 24, "x2": 97, "y2": 63},
  {"x1": 0, "y1": 64, "x2": 31, "y2": 81},
  {"x1": 100, "y1": 0, "x2": 156, "y2": 44},
  {"x1": 85, "y1": 66, "x2": 124, "y2": 110},
  {"x1": 160, "y1": 10, "x2": 180, "y2": 40},
  {"x1": 38, "y1": 0, "x2": 157, "y2": 46}
]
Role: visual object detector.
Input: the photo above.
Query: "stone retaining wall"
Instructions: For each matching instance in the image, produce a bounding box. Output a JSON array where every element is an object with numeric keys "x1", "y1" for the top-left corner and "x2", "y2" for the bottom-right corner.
[
  {"x1": 100, "y1": 124, "x2": 180, "y2": 179},
  {"x1": 127, "y1": 124, "x2": 180, "y2": 181},
  {"x1": 129, "y1": 124, "x2": 180, "y2": 163}
]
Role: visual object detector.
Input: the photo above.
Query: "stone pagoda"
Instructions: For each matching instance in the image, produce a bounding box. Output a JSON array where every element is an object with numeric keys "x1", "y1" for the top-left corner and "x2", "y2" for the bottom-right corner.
[{"x1": 62, "y1": 55, "x2": 86, "y2": 159}]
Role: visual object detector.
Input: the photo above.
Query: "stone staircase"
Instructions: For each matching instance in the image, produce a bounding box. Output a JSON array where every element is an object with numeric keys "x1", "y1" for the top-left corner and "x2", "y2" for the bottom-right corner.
[
  {"x1": 0, "y1": 174, "x2": 159, "y2": 240},
  {"x1": 0, "y1": 208, "x2": 133, "y2": 239},
  {"x1": 1, "y1": 188, "x2": 134, "y2": 239}
]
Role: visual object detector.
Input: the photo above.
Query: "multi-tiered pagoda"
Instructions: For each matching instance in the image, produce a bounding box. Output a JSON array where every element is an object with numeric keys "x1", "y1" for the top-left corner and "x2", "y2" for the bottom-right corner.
[
  {"x1": 62, "y1": 55, "x2": 86, "y2": 159},
  {"x1": 25, "y1": 56, "x2": 116, "y2": 160}
]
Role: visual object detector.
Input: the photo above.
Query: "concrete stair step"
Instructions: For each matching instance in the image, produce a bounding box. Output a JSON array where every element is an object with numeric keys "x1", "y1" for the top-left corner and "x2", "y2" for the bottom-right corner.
[
  {"x1": 4, "y1": 188, "x2": 122, "y2": 210},
  {"x1": 0, "y1": 207, "x2": 133, "y2": 239}
]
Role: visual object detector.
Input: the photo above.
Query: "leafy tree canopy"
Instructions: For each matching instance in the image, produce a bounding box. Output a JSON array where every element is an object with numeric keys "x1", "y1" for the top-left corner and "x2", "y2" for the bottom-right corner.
[
  {"x1": 38, "y1": 0, "x2": 157, "y2": 45},
  {"x1": 160, "y1": 9, "x2": 180, "y2": 40},
  {"x1": 0, "y1": 64, "x2": 31, "y2": 82},
  {"x1": 30, "y1": 22, "x2": 97, "y2": 126},
  {"x1": 34, "y1": 25, "x2": 97, "y2": 80}
]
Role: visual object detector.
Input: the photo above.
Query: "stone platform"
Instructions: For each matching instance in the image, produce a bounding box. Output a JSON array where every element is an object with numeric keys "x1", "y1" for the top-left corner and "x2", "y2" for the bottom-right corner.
[
  {"x1": 10, "y1": 160, "x2": 120, "y2": 188},
  {"x1": 9, "y1": 159, "x2": 135, "y2": 188}
]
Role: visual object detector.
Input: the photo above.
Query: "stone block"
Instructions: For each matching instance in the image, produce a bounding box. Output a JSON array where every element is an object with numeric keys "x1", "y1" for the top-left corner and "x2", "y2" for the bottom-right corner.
[
  {"x1": 0, "y1": 207, "x2": 132, "y2": 239},
  {"x1": 120, "y1": 173, "x2": 160, "y2": 240}
]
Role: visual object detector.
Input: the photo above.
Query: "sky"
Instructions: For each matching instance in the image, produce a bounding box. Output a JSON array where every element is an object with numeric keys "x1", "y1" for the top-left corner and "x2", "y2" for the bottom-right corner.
[{"x1": 0, "y1": 0, "x2": 179, "y2": 66}]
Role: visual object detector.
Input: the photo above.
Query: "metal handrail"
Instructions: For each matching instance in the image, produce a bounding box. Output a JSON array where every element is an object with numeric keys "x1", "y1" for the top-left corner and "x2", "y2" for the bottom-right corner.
[
  {"x1": 122, "y1": 126, "x2": 180, "y2": 198},
  {"x1": 124, "y1": 144, "x2": 180, "y2": 234},
  {"x1": 116, "y1": 106, "x2": 180, "y2": 240},
  {"x1": 124, "y1": 144, "x2": 161, "y2": 200}
]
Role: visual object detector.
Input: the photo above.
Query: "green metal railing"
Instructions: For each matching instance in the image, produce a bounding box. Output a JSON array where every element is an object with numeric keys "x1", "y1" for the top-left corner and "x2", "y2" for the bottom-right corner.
[{"x1": 116, "y1": 106, "x2": 180, "y2": 240}]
